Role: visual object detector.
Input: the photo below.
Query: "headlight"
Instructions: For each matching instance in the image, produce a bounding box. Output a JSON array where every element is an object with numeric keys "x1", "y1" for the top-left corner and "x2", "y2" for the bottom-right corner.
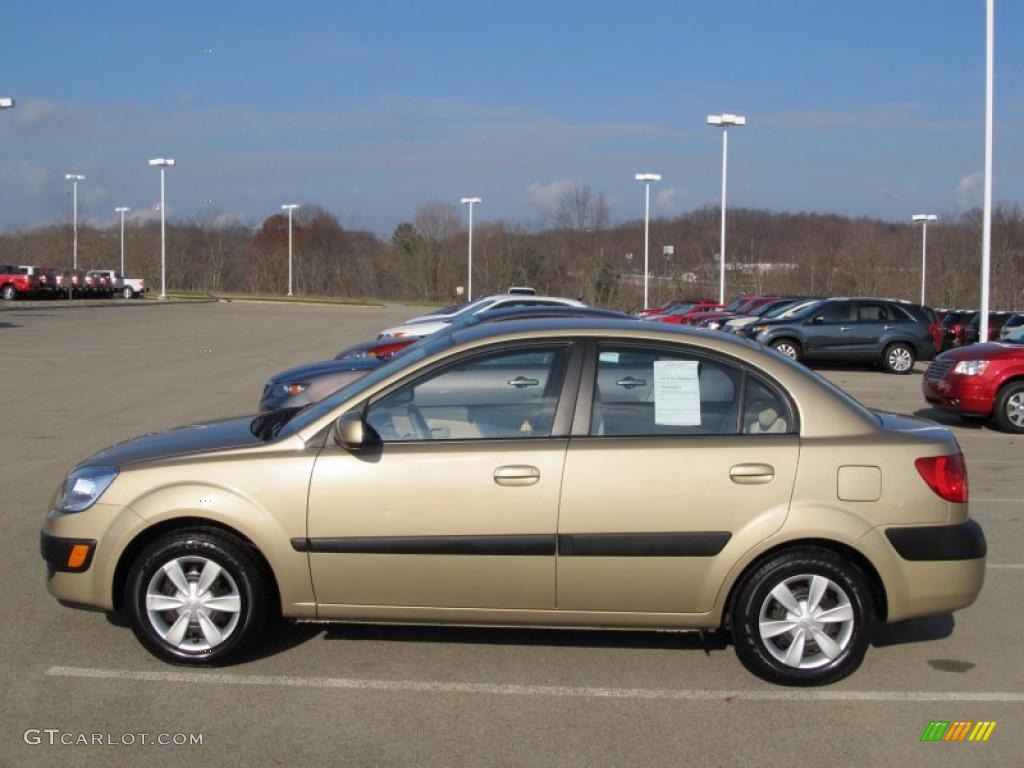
[
  {"x1": 276, "y1": 382, "x2": 309, "y2": 396},
  {"x1": 58, "y1": 466, "x2": 118, "y2": 513},
  {"x1": 752, "y1": 324, "x2": 770, "y2": 335},
  {"x1": 953, "y1": 360, "x2": 990, "y2": 376}
]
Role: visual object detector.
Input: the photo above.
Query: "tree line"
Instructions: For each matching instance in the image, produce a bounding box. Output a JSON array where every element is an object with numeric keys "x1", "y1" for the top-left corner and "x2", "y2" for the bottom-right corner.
[{"x1": 1, "y1": 186, "x2": 1022, "y2": 311}]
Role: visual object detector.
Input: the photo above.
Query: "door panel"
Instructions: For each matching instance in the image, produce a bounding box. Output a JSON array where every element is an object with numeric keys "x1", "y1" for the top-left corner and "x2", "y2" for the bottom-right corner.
[{"x1": 307, "y1": 440, "x2": 566, "y2": 608}]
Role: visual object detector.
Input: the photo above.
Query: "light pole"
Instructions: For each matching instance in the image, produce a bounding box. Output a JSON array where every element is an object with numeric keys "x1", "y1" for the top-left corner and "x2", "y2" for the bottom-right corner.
[
  {"x1": 980, "y1": 0, "x2": 995, "y2": 343},
  {"x1": 114, "y1": 207, "x2": 130, "y2": 276},
  {"x1": 460, "y1": 197, "x2": 481, "y2": 301},
  {"x1": 64, "y1": 174, "x2": 86, "y2": 270},
  {"x1": 912, "y1": 214, "x2": 937, "y2": 306},
  {"x1": 281, "y1": 204, "x2": 299, "y2": 296},
  {"x1": 148, "y1": 158, "x2": 175, "y2": 299},
  {"x1": 634, "y1": 173, "x2": 661, "y2": 309},
  {"x1": 707, "y1": 113, "x2": 746, "y2": 304}
]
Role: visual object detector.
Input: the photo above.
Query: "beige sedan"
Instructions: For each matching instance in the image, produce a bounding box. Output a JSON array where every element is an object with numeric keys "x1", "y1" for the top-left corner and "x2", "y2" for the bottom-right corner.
[{"x1": 42, "y1": 319, "x2": 986, "y2": 685}]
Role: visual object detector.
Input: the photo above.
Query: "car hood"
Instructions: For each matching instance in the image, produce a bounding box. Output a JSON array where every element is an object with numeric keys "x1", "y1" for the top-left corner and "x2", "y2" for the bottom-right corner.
[
  {"x1": 936, "y1": 342, "x2": 1024, "y2": 362},
  {"x1": 81, "y1": 415, "x2": 264, "y2": 468},
  {"x1": 378, "y1": 321, "x2": 445, "y2": 339},
  {"x1": 268, "y1": 357, "x2": 381, "y2": 383}
]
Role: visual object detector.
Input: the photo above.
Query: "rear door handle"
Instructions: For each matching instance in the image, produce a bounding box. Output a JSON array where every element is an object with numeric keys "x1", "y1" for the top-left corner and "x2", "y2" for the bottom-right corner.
[
  {"x1": 730, "y1": 463, "x2": 775, "y2": 484},
  {"x1": 883, "y1": 325, "x2": 895, "y2": 330},
  {"x1": 616, "y1": 376, "x2": 647, "y2": 389},
  {"x1": 494, "y1": 465, "x2": 541, "y2": 486},
  {"x1": 508, "y1": 376, "x2": 540, "y2": 389},
  {"x1": 839, "y1": 326, "x2": 852, "y2": 332}
]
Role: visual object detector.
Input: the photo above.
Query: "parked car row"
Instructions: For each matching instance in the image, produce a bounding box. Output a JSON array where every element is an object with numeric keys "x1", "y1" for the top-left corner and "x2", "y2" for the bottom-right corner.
[
  {"x1": 936, "y1": 308, "x2": 1023, "y2": 348},
  {"x1": 0, "y1": 264, "x2": 147, "y2": 300}
]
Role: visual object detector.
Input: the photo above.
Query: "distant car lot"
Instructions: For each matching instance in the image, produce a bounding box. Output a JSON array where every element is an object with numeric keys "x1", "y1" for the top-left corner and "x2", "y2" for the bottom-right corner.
[{"x1": 2, "y1": 301, "x2": 1022, "y2": 767}]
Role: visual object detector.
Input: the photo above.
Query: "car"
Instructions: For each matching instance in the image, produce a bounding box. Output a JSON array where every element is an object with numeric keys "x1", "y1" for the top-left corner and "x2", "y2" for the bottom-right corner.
[
  {"x1": 728, "y1": 299, "x2": 823, "y2": 337},
  {"x1": 53, "y1": 269, "x2": 87, "y2": 297},
  {"x1": 43, "y1": 317, "x2": 985, "y2": 686},
  {"x1": 634, "y1": 297, "x2": 725, "y2": 319},
  {"x1": 89, "y1": 269, "x2": 148, "y2": 299},
  {"x1": 261, "y1": 306, "x2": 633, "y2": 412},
  {"x1": 16, "y1": 265, "x2": 58, "y2": 297},
  {"x1": 0, "y1": 264, "x2": 38, "y2": 300},
  {"x1": 1000, "y1": 313, "x2": 1024, "y2": 340},
  {"x1": 922, "y1": 322, "x2": 1024, "y2": 432},
  {"x1": 939, "y1": 310, "x2": 976, "y2": 350},
  {"x1": 751, "y1": 297, "x2": 938, "y2": 374},
  {"x1": 698, "y1": 297, "x2": 796, "y2": 330},
  {"x1": 644, "y1": 300, "x2": 723, "y2": 325},
  {"x1": 963, "y1": 311, "x2": 1014, "y2": 345},
  {"x1": 334, "y1": 337, "x2": 418, "y2": 361},
  {"x1": 378, "y1": 294, "x2": 587, "y2": 339}
]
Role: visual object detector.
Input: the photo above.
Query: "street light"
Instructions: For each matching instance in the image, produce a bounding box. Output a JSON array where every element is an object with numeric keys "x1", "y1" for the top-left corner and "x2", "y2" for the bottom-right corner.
[
  {"x1": 980, "y1": 0, "x2": 995, "y2": 343},
  {"x1": 0, "y1": 97, "x2": 14, "y2": 109},
  {"x1": 148, "y1": 158, "x2": 175, "y2": 299},
  {"x1": 64, "y1": 174, "x2": 86, "y2": 270},
  {"x1": 281, "y1": 204, "x2": 299, "y2": 296},
  {"x1": 460, "y1": 197, "x2": 482, "y2": 301},
  {"x1": 707, "y1": 113, "x2": 746, "y2": 304},
  {"x1": 634, "y1": 173, "x2": 661, "y2": 309},
  {"x1": 912, "y1": 214, "x2": 937, "y2": 306},
  {"x1": 115, "y1": 207, "x2": 130, "y2": 277}
]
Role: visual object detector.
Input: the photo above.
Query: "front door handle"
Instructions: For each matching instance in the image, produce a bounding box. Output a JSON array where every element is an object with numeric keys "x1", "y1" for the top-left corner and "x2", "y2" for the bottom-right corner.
[
  {"x1": 839, "y1": 325, "x2": 852, "y2": 332},
  {"x1": 730, "y1": 463, "x2": 775, "y2": 484},
  {"x1": 494, "y1": 465, "x2": 541, "y2": 486},
  {"x1": 616, "y1": 376, "x2": 648, "y2": 389},
  {"x1": 508, "y1": 376, "x2": 540, "y2": 389},
  {"x1": 883, "y1": 324, "x2": 895, "y2": 330}
]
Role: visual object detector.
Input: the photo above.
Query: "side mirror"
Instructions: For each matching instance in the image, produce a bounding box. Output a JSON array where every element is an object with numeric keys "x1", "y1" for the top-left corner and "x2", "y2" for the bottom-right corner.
[
  {"x1": 334, "y1": 409, "x2": 368, "y2": 449},
  {"x1": 808, "y1": 315, "x2": 824, "y2": 325}
]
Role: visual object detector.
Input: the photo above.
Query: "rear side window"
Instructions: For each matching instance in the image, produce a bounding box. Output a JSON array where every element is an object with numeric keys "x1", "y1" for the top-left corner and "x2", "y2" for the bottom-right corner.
[
  {"x1": 742, "y1": 377, "x2": 793, "y2": 434},
  {"x1": 857, "y1": 302, "x2": 890, "y2": 321}
]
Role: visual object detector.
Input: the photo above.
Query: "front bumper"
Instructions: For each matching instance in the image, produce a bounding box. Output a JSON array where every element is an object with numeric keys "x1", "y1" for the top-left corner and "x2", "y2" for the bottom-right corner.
[{"x1": 921, "y1": 375, "x2": 995, "y2": 415}]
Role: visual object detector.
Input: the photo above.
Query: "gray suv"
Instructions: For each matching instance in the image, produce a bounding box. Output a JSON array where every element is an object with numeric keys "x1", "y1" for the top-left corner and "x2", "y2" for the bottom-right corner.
[{"x1": 752, "y1": 298, "x2": 938, "y2": 374}]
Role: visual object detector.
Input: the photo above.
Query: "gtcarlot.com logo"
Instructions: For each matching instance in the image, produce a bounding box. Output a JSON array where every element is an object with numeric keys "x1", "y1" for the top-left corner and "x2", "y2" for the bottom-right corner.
[{"x1": 920, "y1": 721, "x2": 997, "y2": 742}]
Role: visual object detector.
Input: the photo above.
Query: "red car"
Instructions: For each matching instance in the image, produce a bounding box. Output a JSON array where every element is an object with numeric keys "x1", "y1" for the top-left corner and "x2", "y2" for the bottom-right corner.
[
  {"x1": 1, "y1": 264, "x2": 38, "y2": 300},
  {"x1": 922, "y1": 323, "x2": 1024, "y2": 432},
  {"x1": 334, "y1": 337, "x2": 417, "y2": 361},
  {"x1": 650, "y1": 301, "x2": 725, "y2": 325},
  {"x1": 635, "y1": 297, "x2": 721, "y2": 319}
]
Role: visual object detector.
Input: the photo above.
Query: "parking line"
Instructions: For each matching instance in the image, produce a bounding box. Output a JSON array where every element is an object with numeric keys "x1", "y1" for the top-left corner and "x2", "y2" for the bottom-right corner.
[
  {"x1": 45, "y1": 666, "x2": 1024, "y2": 703},
  {"x1": 972, "y1": 498, "x2": 1023, "y2": 504},
  {"x1": 988, "y1": 564, "x2": 1024, "y2": 571}
]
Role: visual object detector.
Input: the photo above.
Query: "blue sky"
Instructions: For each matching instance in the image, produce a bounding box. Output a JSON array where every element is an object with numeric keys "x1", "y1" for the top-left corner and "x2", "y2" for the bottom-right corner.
[{"x1": 1, "y1": 0, "x2": 1021, "y2": 234}]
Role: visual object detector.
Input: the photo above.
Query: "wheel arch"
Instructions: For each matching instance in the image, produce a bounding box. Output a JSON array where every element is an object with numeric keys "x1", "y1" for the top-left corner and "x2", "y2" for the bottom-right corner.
[
  {"x1": 111, "y1": 517, "x2": 282, "y2": 616},
  {"x1": 719, "y1": 538, "x2": 888, "y2": 629}
]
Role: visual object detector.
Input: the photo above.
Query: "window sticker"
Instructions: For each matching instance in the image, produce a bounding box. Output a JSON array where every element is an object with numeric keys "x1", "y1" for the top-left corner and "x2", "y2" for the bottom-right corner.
[
  {"x1": 598, "y1": 351, "x2": 621, "y2": 364},
  {"x1": 653, "y1": 360, "x2": 701, "y2": 425}
]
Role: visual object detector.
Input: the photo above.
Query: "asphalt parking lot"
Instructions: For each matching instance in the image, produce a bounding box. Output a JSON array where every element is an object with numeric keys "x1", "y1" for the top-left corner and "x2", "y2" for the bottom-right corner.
[{"x1": 1, "y1": 301, "x2": 1021, "y2": 767}]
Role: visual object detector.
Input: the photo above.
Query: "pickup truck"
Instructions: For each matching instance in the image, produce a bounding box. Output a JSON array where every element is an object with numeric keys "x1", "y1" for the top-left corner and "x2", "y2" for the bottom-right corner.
[
  {"x1": 1, "y1": 264, "x2": 38, "y2": 300},
  {"x1": 89, "y1": 269, "x2": 148, "y2": 299}
]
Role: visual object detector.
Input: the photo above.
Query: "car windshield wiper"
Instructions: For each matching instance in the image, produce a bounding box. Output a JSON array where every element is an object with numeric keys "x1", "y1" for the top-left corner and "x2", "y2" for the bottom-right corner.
[{"x1": 250, "y1": 406, "x2": 306, "y2": 440}]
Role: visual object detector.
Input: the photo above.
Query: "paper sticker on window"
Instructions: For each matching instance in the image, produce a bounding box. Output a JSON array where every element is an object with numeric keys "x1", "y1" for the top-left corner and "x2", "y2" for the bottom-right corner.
[
  {"x1": 653, "y1": 360, "x2": 701, "y2": 425},
  {"x1": 598, "y1": 351, "x2": 621, "y2": 364}
]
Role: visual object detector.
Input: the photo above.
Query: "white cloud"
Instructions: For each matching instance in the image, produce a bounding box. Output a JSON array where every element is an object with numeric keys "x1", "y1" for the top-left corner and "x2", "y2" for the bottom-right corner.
[
  {"x1": 655, "y1": 187, "x2": 686, "y2": 213},
  {"x1": 15, "y1": 100, "x2": 59, "y2": 127},
  {"x1": 526, "y1": 179, "x2": 577, "y2": 209},
  {"x1": 955, "y1": 171, "x2": 983, "y2": 209}
]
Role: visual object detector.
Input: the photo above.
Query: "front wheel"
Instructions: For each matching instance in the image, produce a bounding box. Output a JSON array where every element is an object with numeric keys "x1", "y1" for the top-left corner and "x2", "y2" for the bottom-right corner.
[
  {"x1": 1, "y1": 285, "x2": 16, "y2": 301},
  {"x1": 731, "y1": 548, "x2": 873, "y2": 685},
  {"x1": 993, "y1": 382, "x2": 1024, "y2": 433},
  {"x1": 770, "y1": 339, "x2": 802, "y2": 361},
  {"x1": 882, "y1": 342, "x2": 916, "y2": 374},
  {"x1": 126, "y1": 528, "x2": 268, "y2": 664}
]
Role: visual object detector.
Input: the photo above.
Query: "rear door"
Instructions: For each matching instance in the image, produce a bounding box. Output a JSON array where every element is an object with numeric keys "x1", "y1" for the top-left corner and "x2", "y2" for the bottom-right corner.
[
  {"x1": 556, "y1": 342, "x2": 799, "y2": 614},
  {"x1": 803, "y1": 301, "x2": 855, "y2": 359}
]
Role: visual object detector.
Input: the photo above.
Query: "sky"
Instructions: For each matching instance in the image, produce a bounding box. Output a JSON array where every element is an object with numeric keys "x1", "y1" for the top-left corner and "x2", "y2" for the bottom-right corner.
[{"x1": 1, "y1": 0, "x2": 1022, "y2": 235}]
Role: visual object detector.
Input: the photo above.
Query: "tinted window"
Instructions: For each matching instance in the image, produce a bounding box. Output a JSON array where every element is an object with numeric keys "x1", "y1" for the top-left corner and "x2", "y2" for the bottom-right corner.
[
  {"x1": 590, "y1": 346, "x2": 741, "y2": 436},
  {"x1": 365, "y1": 345, "x2": 569, "y2": 441},
  {"x1": 818, "y1": 302, "x2": 854, "y2": 323},
  {"x1": 856, "y1": 302, "x2": 890, "y2": 322}
]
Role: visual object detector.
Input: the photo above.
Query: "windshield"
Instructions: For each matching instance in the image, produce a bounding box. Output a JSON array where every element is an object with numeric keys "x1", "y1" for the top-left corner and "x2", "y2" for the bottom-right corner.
[
  {"x1": 1004, "y1": 325, "x2": 1024, "y2": 343},
  {"x1": 274, "y1": 330, "x2": 457, "y2": 439},
  {"x1": 723, "y1": 297, "x2": 748, "y2": 312},
  {"x1": 666, "y1": 302, "x2": 699, "y2": 316}
]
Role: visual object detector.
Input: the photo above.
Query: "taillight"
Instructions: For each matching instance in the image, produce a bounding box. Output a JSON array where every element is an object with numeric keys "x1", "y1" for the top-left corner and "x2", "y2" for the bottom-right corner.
[{"x1": 915, "y1": 453, "x2": 968, "y2": 503}]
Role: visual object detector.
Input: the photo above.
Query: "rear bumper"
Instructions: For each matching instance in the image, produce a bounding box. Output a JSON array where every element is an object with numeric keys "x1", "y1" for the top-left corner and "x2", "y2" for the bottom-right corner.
[{"x1": 885, "y1": 520, "x2": 987, "y2": 561}]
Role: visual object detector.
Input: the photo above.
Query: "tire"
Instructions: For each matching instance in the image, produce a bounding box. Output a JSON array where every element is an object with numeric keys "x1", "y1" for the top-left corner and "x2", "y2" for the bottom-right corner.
[
  {"x1": 122, "y1": 286, "x2": 134, "y2": 299},
  {"x1": 1, "y1": 284, "x2": 16, "y2": 301},
  {"x1": 882, "y1": 342, "x2": 915, "y2": 374},
  {"x1": 731, "y1": 547, "x2": 873, "y2": 686},
  {"x1": 993, "y1": 381, "x2": 1024, "y2": 434},
  {"x1": 770, "y1": 339, "x2": 802, "y2": 361},
  {"x1": 125, "y1": 528, "x2": 268, "y2": 664}
]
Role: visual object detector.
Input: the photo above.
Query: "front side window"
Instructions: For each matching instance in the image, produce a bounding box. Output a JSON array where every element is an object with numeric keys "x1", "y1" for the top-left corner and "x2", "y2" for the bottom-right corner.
[
  {"x1": 818, "y1": 301, "x2": 854, "y2": 323},
  {"x1": 590, "y1": 346, "x2": 742, "y2": 436},
  {"x1": 365, "y1": 345, "x2": 570, "y2": 441}
]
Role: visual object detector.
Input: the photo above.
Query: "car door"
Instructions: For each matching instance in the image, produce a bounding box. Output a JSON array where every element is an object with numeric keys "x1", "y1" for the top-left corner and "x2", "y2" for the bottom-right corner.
[
  {"x1": 851, "y1": 300, "x2": 891, "y2": 359},
  {"x1": 305, "y1": 342, "x2": 580, "y2": 611},
  {"x1": 557, "y1": 342, "x2": 799, "y2": 614},
  {"x1": 803, "y1": 300, "x2": 855, "y2": 360}
]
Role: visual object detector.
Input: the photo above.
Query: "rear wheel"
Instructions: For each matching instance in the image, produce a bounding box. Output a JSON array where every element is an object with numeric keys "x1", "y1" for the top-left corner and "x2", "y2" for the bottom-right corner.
[
  {"x1": 882, "y1": 342, "x2": 915, "y2": 374},
  {"x1": 126, "y1": 528, "x2": 267, "y2": 664},
  {"x1": 122, "y1": 286, "x2": 134, "y2": 299},
  {"x1": 993, "y1": 382, "x2": 1024, "y2": 433},
  {"x1": 732, "y1": 548, "x2": 873, "y2": 686},
  {"x1": 770, "y1": 339, "x2": 802, "y2": 361}
]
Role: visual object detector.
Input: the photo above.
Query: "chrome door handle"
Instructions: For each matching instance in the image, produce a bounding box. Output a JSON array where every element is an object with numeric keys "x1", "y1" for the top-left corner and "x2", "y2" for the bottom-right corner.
[
  {"x1": 616, "y1": 376, "x2": 647, "y2": 389},
  {"x1": 494, "y1": 465, "x2": 541, "y2": 486},
  {"x1": 884, "y1": 325, "x2": 895, "y2": 330},
  {"x1": 730, "y1": 463, "x2": 775, "y2": 484},
  {"x1": 839, "y1": 326, "x2": 852, "y2": 332},
  {"x1": 508, "y1": 376, "x2": 540, "y2": 389}
]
